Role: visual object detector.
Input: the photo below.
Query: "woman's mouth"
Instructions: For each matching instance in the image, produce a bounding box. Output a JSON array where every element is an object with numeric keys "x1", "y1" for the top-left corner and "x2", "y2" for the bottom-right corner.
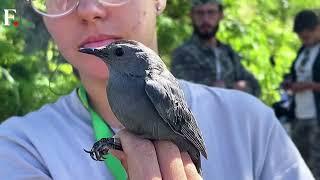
[
  {"x1": 82, "y1": 39, "x2": 118, "y2": 49},
  {"x1": 80, "y1": 35, "x2": 121, "y2": 49}
]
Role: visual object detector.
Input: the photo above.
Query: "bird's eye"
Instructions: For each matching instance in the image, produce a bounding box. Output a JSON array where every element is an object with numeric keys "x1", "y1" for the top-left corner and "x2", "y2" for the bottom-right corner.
[{"x1": 114, "y1": 47, "x2": 124, "y2": 57}]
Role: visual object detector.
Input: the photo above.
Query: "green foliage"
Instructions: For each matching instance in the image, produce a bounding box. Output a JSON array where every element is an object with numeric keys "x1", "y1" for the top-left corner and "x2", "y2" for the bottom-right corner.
[
  {"x1": 0, "y1": 1, "x2": 78, "y2": 122},
  {"x1": 157, "y1": 0, "x2": 192, "y2": 64},
  {"x1": 1, "y1": 0, "x2": 320, "y2": 122}
]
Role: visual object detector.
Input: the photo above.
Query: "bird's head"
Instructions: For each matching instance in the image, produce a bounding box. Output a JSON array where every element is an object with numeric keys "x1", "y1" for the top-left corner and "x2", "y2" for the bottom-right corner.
[
  {"x1": 79, "y1": 40, "x2": 156, "y2": 77},
  {"x1": 79, "y1": 40, "x2": 140, "y2": 62}
]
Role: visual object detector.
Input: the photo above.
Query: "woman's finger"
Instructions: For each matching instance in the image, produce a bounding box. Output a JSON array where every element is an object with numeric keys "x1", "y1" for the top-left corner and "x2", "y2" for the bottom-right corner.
[
  {"x1": 109, "y1": 149, "x2": 128, "y2": 171},
  {"x1": 154, "y1": 141, "x2": 187, "y2": 180},
  {"x1": 181, "y1": 152, "x2": 202, "y2": 180},
  {"x1": 116, "y1": 130, "x2": 162, "y2": 180}
]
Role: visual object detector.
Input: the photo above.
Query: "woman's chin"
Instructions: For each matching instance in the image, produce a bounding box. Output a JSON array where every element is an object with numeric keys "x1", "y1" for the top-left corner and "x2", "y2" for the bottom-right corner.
[
  {"x1": 89, "y1": 70, "x2": 109, "y2": 81},
  {"x1": 77, "y1": 65, "x2": 109, "y2": 82}
]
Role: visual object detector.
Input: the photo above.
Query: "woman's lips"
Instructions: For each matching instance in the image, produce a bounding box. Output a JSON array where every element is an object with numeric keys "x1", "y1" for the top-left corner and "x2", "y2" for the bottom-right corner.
[{"x1": 81, "y1": 39, "x2": 119, "y2": 49}]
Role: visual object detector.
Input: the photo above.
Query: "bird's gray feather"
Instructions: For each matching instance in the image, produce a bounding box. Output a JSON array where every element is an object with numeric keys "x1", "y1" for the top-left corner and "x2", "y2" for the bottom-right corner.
[{"x1": 145, "y1": 69, "x2": 208, "y2": 159}]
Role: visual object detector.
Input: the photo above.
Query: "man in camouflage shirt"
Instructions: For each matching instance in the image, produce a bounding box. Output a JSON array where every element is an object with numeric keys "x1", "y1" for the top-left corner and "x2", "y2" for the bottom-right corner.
[{"x1": 171, "y1": 0, "x2": 260, "y2": 97}]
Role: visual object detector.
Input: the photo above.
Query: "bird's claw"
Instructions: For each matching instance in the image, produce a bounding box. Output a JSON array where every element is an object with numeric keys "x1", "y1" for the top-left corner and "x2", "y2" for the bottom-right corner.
[
  {"x1": 83, "y1": 148, "x2": 105, "y2": 161},
  {"x1": 84, "y1": 137, "x2": 123, "y2": 161}
]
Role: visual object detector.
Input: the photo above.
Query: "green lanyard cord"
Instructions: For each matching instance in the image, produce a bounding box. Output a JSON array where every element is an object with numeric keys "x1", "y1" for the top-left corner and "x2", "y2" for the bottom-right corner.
[{"x1": 77, "y1": 85, "x2": 127, "y2": 180}]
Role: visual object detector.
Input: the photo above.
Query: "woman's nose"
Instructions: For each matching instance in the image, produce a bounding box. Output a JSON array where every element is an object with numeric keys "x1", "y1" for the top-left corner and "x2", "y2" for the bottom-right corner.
[{"x1": 77, "y1": 0, "x2": 108, "y2": 24}]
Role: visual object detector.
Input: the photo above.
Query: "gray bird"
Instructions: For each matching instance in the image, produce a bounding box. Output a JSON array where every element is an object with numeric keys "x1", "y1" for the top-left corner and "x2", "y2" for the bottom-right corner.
[{"x1": 80, "y1": 40, "x2": 207, "y2": 172}]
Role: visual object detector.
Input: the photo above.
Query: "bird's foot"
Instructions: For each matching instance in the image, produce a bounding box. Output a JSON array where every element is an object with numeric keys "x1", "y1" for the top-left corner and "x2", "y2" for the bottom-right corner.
[{"x1": 84, "y1": 137, "x2": 123, "y2": 161}]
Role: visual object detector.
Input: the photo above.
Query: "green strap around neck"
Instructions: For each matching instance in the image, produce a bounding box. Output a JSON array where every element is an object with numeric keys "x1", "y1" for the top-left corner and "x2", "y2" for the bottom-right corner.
[{"x1": 77, "y1": 85, "x2": 127, "y2": 180}]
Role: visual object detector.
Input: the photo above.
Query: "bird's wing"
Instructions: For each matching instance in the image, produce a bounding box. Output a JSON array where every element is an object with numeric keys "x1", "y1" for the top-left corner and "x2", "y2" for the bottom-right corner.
[{"x1": 145, "y1": 71, "x2": 207, "y2": 158}]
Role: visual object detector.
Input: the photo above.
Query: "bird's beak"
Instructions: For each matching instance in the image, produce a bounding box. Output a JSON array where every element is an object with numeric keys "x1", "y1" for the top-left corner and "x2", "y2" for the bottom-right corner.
[
  {"x1": 79, "y1": 47, "x2": 95, "y2": 55},
  {"x1": 78, "y1": 47, "x2": 108, "y2": 59}
]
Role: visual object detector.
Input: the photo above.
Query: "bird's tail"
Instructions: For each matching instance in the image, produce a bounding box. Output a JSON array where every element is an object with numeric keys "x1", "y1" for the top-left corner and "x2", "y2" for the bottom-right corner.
[{"x1": 189, "y1": 149, "x2": 202, "y2": 175}]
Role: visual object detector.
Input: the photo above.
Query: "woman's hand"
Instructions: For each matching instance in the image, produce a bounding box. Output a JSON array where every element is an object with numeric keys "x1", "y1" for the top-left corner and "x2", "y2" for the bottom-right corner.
[
  {"x1": 232, "y1": 80, "x2": 248, "y2": 92},
  {"x1": 109, "y1": 130, "x2": 202, "y2": 180}
]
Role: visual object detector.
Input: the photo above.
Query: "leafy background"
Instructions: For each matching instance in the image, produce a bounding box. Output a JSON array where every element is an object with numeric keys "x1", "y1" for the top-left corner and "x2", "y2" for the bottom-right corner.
[{"x1": 1, "y1": 0, "x2": 320, "y2": 122}]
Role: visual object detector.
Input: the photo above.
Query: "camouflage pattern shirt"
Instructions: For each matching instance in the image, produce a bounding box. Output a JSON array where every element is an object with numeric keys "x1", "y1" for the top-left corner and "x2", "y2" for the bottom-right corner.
[{"x1": 171, "y1": 34, "x2": 261, "y2": 97}]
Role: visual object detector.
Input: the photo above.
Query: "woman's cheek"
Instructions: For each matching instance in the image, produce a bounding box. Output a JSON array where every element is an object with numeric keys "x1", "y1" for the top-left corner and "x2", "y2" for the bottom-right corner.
[{"x1": 125, "y1": 10, "x2": 156, "y2": 47}]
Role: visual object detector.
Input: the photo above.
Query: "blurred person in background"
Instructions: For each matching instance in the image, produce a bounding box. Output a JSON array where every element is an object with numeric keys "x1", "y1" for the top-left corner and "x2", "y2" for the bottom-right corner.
[
  {"x1": 171, "y1": 0, "x2": 261, "y2": 97},
  {"x1": 283, "y1": 9, "x2": 320, "y2": 179}
]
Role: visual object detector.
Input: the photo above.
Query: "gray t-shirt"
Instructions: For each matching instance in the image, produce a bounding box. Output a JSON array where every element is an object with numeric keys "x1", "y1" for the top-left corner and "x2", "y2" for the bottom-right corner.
[{"x1": 0, "y1": 80, "x2": 314, "y2": 180}]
